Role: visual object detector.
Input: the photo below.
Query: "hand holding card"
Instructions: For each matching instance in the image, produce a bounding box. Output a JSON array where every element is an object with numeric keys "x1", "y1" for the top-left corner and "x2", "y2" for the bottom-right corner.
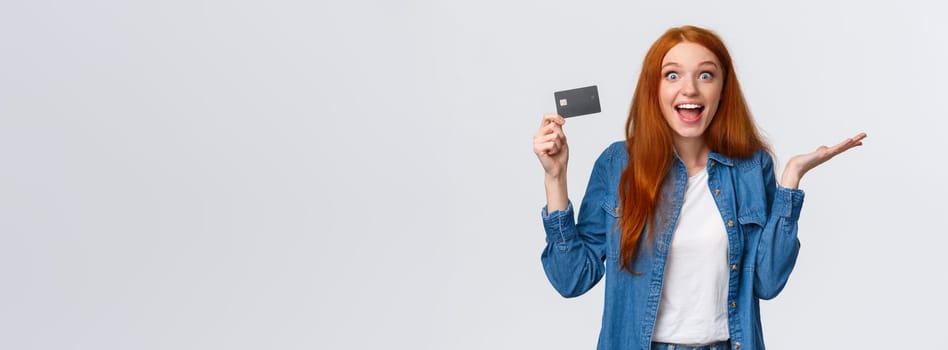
[
  {"x1": 554, "y1": 85, "x2": 601, "y2": 118},
  {"x1": 533, "y1": 113, "x2": 569, "y2": 178}
]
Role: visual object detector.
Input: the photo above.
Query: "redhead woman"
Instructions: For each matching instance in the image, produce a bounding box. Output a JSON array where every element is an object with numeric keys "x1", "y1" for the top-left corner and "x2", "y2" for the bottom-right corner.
[{"x1": 533, "y1": 25, "x2": 866, "y2": 350}]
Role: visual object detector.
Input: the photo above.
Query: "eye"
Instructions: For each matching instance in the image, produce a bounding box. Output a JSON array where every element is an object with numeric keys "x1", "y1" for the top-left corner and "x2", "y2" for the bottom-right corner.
[
  {"x1": 665, "y1": 72, "x2": 679, "y2": 80},
  {"x1": 698, "y1": 72, "x2": 713, "y2": 80}
]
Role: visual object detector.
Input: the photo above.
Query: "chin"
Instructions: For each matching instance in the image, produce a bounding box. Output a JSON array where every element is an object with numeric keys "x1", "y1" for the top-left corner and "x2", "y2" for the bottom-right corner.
[{"x1": 671, "y1": 126, "x2": 708, "y2": 140}]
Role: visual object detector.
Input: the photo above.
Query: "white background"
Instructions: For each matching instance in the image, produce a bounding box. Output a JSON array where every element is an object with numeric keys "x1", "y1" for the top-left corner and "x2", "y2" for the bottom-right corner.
[{"x1": 2, "y1": 0, "x2": 946, "y2": 349}]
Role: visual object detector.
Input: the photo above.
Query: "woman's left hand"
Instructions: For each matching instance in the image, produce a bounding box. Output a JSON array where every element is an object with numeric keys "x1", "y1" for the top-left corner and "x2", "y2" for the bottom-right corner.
[{"x1": 781, "y1": 132, "x2": 867, "y2": 189}]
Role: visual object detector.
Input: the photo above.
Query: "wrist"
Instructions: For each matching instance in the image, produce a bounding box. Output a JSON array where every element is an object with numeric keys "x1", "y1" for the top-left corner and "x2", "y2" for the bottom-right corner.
[
  {"x1": 781, "y1": 169, "x2": 801, "y2": 189},
  {"x1": 544, "y1": 172, "x2": 566, "y2": 184},
  {"x1": 544, "y1": 173, "x2": 568, "y2": 212}
]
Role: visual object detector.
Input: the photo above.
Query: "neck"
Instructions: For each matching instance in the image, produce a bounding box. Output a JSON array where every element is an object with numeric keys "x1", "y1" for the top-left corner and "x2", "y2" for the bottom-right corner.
[{"x1": 673, "y1": 138, "x2": 710, "y2": 176}]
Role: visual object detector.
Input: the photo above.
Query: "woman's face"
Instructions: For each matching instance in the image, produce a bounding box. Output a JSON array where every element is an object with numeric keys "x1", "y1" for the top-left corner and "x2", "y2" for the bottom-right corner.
[{"x1": 658, "y1": 42, "x2": 723, "y2": 143}]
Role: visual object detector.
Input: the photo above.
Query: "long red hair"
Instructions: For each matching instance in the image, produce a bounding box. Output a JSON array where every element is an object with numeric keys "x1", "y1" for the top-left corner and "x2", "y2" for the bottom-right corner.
[{"x1": 618, "y1": 26, "x2": 770, "y2": 272}]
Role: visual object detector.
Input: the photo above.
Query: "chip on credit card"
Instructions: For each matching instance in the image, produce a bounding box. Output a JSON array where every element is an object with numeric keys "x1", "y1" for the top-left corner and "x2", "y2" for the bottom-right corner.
[{"x1": 554, "y1": 85, "x2": 601, "y2": 118}]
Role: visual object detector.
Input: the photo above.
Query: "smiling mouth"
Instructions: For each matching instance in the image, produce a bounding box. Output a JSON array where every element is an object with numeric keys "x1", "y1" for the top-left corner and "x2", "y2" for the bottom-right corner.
[{"x1": 675, "y1": 103, "x2": 704, "y2": 123}]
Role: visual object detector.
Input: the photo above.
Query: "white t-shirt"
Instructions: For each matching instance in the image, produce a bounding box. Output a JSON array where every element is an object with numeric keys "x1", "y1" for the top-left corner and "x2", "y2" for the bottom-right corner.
[{"x1": 652, "y1": 168, "x2": 730, "y2": 345}]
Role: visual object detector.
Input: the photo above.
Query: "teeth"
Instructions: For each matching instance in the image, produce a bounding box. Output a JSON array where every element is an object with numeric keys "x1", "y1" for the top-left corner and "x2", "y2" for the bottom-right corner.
[{"x1": 676, "y1": 104, "x2": 703, "y2": 109}]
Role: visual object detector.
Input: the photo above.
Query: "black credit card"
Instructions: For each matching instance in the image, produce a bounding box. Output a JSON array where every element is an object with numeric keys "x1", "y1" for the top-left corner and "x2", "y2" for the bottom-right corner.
[{"x1": 554, "y1": 85, "x2": 601, "y2": 118}]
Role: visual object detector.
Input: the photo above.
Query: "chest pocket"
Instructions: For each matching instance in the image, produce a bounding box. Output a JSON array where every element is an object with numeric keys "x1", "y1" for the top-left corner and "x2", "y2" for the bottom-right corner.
[
  {"x1": 601, "y1": 194, "x2": 621, "y2": 260},
  {"x1": 738, "y1": 210, "x2": 766, "y2": 228}
]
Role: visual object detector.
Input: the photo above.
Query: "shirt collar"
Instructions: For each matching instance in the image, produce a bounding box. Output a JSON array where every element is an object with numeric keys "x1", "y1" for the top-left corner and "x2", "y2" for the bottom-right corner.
[
  {"x1": 670, "y1": 148, "x2": 736, "y2": 167},
  {"x1": 708, "y1": 151, "x2": 735, "y2": 167}
]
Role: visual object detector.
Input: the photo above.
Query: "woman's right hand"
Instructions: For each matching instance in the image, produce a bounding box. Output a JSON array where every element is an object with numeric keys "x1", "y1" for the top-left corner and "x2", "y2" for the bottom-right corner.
[{"x1": 533, "y1": 113, "x2": 569, "y2": 179}]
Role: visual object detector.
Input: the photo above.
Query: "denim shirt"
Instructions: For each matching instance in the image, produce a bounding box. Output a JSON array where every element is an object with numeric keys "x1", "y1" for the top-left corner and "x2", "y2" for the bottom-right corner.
[{"x1": 541, "y1": 141, "x2": 805, "y2": 350}]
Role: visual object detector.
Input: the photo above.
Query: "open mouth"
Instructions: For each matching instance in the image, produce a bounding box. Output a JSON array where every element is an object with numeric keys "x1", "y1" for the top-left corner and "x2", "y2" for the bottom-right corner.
[{"x1": 675, "y1": 103, "x2": 704, "y2": 123}]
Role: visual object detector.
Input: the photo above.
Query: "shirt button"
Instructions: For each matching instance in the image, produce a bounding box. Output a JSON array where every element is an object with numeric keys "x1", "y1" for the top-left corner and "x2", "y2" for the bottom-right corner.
[
  {"x1": 714, "y1": 189, "x2": 721, "y2": 195},
  {"x1": 730, "y1": 301, "x2": 737, "y2": 308},
  {"x1": 710, "y1": 160, "x2": 716, "y2": 167},
  {"x1": 733, "y1": 342, "x2": 741, "y2": 349},
  {"x1": 614, "y1": 207, "x2": 620, "y2": 215},
  {"x1": 727, "y1": 220, "x2": 734, "y2": 227},
  {"x1": 731, "y1": 264, "x2": 738, "y2": 271}
]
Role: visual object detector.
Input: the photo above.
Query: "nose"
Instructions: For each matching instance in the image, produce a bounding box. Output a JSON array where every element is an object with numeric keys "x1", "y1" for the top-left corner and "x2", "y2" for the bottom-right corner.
[{"x1": 681, "y1": 77, "x2": 698, "y2": 96}]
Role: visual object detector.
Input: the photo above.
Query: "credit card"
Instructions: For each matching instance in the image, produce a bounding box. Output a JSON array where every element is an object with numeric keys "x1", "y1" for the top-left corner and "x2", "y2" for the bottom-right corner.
[{"x1": 554, "y1": 85, "x2": 601, "y2": 118}]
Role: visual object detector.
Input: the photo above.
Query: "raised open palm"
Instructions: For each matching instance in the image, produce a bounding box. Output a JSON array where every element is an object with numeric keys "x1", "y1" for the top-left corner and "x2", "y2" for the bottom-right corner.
[{"x1": 782, "y1": 132, "x2": 867, "y2": 188}]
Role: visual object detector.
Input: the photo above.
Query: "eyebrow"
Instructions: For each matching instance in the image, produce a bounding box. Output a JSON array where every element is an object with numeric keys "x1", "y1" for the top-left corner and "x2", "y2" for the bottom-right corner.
[{"x1": 661, "y1": 61, "x2": 720, "y2": 70}]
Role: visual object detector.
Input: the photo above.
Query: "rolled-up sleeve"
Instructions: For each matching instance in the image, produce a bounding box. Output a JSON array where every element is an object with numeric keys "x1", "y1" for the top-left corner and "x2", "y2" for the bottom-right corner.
[
  {"x1": 754, "y1": 151, "x2": 806, "y2": 300},
  {"x1": 539, "y1": 146, "x2": 614, "y2": 298}
]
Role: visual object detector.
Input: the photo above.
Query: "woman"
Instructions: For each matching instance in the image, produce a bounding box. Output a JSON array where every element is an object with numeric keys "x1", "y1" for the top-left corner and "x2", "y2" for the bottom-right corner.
[{"x1": 533, "y1": 25, "x2": 865, "y2": 350}]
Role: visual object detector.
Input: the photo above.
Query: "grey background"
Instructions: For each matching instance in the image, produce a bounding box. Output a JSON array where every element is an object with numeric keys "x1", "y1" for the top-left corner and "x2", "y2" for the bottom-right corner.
[{"x1": 2, "y1": 0, "x2": 945, "y2": 349}]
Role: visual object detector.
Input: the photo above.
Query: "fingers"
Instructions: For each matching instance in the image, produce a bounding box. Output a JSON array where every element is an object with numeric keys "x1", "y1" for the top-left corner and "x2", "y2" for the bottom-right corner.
[
  {"x1": 827, "y1": 132, "x2": 868, "y2": 156},
  {"x1": 534, "y1": 113, "x2": 568, "y2": 156},
  {"x1": 541, "y1": 113, "x2": 565, "y2": 128},
  {"x1": 843, "y1": 132, "x2": 867, "y2": 146},
  {"x1": 849, "y1": 132, "x2": 867, "y2": 147},
  {"x1": 534, "y1": 114, "x2": 565, "y2": 139},
  {"x1": 534, "y1": 129, "x2": 567, "y2": 156},
  {"x1": 533, "y1": 125, "x2": 566, "y2": 151}
]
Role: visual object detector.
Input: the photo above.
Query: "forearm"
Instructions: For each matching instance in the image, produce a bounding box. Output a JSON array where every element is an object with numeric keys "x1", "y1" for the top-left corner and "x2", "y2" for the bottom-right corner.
[
  {"x1": 545, "y1": 174, "x2": 569, "y2": 212},
  {"x1": 780, "y1": 166, "x2": 802, "y2": 189}
]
